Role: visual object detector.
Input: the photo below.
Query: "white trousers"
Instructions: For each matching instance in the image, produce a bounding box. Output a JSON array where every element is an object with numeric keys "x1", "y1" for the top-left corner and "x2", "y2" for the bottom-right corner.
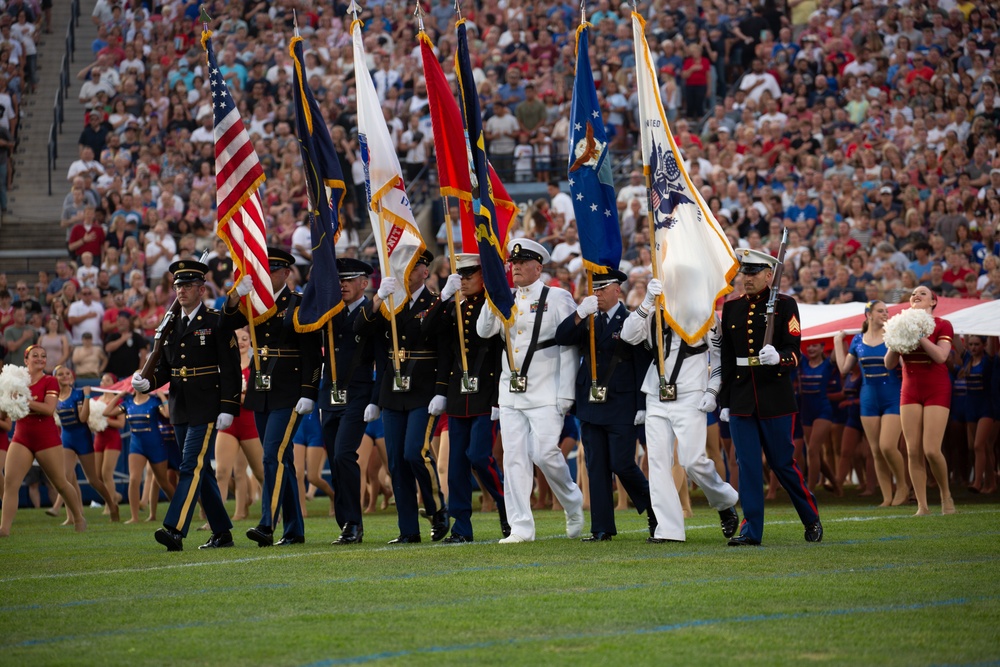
[
  {"x1": 500, "y1": 405, "x2": 583, "y2": 541},
  {"x1": 645, "y1": 392, "x2": 740, "y2": 541}
]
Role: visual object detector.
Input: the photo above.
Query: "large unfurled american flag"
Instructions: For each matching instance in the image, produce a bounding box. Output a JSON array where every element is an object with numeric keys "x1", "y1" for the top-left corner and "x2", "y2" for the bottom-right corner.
[{"x1": 204, "y1": 29, "x2": 274, "y2": 323}]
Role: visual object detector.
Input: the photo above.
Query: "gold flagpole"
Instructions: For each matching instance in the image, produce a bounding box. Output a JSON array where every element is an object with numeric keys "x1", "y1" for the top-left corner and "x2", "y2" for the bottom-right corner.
[
  {"x1": 644, "y1": 172, "x2": 667, "y2": 392},
  {"x1": 375, "y1": 205, "x2": 404, "y2": 387},
  {"x1": 587, "y1": 270, "x2": 599, "y2": 400},
  {"x1": 443, "y1": 199, "x2": 473, "y2": 386}
]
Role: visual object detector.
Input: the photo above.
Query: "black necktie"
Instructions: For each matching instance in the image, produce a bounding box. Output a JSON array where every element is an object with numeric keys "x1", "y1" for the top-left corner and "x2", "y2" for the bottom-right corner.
[
  {"x1": 179, "y1": 315, "x2": 190, "y2": 336},
  {"x1": 598, "y1": 312, "x2": 608, "y2": 334}
]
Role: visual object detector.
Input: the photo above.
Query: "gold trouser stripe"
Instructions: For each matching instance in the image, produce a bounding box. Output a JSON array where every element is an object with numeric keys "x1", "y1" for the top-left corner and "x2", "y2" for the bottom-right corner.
[
  {"x1": 270, "y1": 412, "x2": 300, "y2": 524},
  {"x1": 178, "y1": 423, "x2": 214, "y2": 525},
  {"x1": 421, "y1": 416, "x2": 441, "y2": 502}
]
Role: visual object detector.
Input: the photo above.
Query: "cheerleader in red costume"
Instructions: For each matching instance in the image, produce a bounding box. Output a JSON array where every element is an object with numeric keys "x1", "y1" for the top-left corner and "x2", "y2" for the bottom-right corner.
[
  {"x1": 92, "y1": 373, "x2": 125, "y2": 518},
  {"x1": 885, "y1": 286, "x2": 955, "y2": 516},
  {"x1": 214, "y1": 328, "x2": 264, "y2": 521},
  {"x1": 0, "y1": 346, "x2": 87, "y2": 536}
]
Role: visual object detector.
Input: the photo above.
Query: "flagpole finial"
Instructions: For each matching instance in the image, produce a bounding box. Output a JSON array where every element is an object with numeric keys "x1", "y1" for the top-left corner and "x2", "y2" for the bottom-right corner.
[
  {"x1": 348, "y1": 0, "x2": 362, "y2": 21},
  {"x1": 199, "y1": 4, "x2": 212, "y2": 25},
  {"x1": 414, "y1": 0, "x2": 425, "y2": 31},
  {"x1": 455, "y1": 0, "x2": 463, "y2": 20},
  {"x1": 580, "y1": 0, "x2": 586, "y2": 24},
  {"x1": 292, "y1": 8, "x2": 300, "y2": 37}
]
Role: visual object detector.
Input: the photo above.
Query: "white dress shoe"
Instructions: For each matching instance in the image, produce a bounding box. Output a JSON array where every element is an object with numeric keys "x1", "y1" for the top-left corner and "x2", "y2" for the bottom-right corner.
[
  {"x1": 565, "y1": 510, "x2": 584, "y2": 539},
  {"x1": 498, "y1": 534, "x2": 529, "y2": 543}
]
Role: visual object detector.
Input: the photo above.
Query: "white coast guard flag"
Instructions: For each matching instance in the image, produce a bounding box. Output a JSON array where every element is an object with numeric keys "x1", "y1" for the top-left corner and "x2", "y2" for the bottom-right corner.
[
  {"x1": 632, "y1": 12, "x2": 738, "y2": 344},
  {"x1": 352, "y1": 18, "x2": 426, "y2": 315}
]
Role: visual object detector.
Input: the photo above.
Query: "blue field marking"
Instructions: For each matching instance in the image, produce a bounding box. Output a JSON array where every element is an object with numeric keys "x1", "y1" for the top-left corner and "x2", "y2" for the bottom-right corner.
[
  {"x1": 4, "y1": 555, "x2": 997, "y2": 649},
  {"x1": 300, "y1": 595, "x2": 1000, "y2": 666}
]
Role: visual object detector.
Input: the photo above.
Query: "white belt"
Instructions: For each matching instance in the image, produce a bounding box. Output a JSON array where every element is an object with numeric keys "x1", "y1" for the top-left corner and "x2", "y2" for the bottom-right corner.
[{"x1": 735, "y1": 357, "x2": 762, "y2": 367}]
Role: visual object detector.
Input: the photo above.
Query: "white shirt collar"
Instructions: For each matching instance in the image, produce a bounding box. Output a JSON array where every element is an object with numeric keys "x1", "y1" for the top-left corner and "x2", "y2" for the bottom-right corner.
[{"x1": 181, "y1": 302, "x2": 202, "y2": 320}]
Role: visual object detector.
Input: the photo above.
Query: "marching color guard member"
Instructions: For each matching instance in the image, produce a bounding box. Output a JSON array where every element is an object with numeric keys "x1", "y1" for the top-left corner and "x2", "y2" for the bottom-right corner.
[
  {"x1": 225, "y1": 248, "x2": 321, "y2": 547},
  {"x1": 477, "y1": 239, "x2": 584, "y2": 543},
  {"x1": 719, "y1": 249, "x2": 822, "y2": 546},
  {"x1": 321, "y1": 258, "x2": 378, "y2": 545},
  {"x1": 355, "y1": 250, "x2": 449, "y2": 544},
  {"x1": 620, "y1": 276, "x2": 740, "y2": 543},
  {"x1": 132, "y1": 260, "x2": 241, "y2": 551},
  {"x1": 423, "y1": 254, "x2": 510, "y2": 542},
  {"x1": 555, "y1": 268, "x2": 654, "y2": 541}
]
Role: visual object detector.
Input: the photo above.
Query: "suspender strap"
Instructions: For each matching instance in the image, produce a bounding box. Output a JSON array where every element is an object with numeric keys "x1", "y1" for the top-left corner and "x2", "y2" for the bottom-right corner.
[{"x1": 517, "y1": 287, "x2": 549, "y2": 377}]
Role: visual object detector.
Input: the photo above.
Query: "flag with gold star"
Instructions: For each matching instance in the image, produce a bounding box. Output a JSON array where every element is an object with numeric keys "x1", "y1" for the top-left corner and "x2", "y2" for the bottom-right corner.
[{"x1": 569, "y1": 22, "x2": 622, "y2": 275}]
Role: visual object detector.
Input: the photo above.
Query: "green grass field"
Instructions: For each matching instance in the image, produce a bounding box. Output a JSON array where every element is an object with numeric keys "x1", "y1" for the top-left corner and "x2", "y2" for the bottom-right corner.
[{"x1": 1, "y1": 491, "x2": 998, "y2": 666}]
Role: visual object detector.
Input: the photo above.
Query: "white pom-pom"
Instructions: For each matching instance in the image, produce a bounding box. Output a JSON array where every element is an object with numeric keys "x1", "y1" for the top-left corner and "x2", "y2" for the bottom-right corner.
[
  {"x1": 0, "y1": 365, "x2": 32, "y2": 421},
  {"x1": 87, "y1": 398, "x2": 109, "y2": 433},
  {"x1": 883, "y1": 308, "x2": 936, "y2": 354},
  {"x1": 53, "y1": 410, "x2": 61, "y2": 428}
]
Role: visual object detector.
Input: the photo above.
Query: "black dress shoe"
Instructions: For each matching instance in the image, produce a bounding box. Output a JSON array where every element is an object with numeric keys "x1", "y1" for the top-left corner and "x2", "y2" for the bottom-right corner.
[
  {"x1": 388, "y1": 534, "x2": 421, "y2": 544},
  {"x1": 727, "y1": 534, "x2": 762, "y2": 547},
  {"x1": 429, "y1": 509, "x2": 450, "y2": 542},
  {"x1": 719, "y1": 506, "x2": 740, "y2": 538},
  {"x1": 332, "y1": 523, "x2": 363, "y2": 545},
  {"x1": 443, "y1": 534, "x2": 473, "y2": 543},
  {"x1": 582, "y1": 532, "x2": 613, "y2": 542},
  {"x1": 647, "y1": 510, "x2": 658, "y2": 537},
  {"x1": 275, "y1": 535, "x2": 305, "y2": 546},
  {"x1": 804, "y1": 520, "x2": 823, "y2": 543},
  {"x1": 154, "y1": 527, "x2": 184, "y2": 552},
  {"x1": 646, "y1": 536, "x2": 684, "y2": 544},
  {"x1": 500, "y1": 517, "x2": 511, "y2": 539},
  {"x1": 199, "y1": 531, "x2": 234, "y2": 549},
  {"x1": 246, "y1": 525, "x2": 274, "y2": 547}
]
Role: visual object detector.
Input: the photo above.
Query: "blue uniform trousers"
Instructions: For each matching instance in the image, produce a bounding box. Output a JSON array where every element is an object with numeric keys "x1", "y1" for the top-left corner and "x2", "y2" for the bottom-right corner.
[
  {"x1": 256, "y1": 409, "x2": 304, "y2": 540},
  {"x1": 581, "y1": 421, "x2": 651, "y2": 535},
  {"x1": 447, "y1": 414, "x2": 506, "y2": 539},
  {"x1": 381, "y1": 407, "x2": 444, "y2": 536},
  {"x1": 321, "y1": 398, "x2": 368, "y2": 529},
  {"x1": 730, "y1": 414, "x2": 819, "y2": 543},
  {"x1": 164, "y1": 422, "x2": 232, "y2": 537}
]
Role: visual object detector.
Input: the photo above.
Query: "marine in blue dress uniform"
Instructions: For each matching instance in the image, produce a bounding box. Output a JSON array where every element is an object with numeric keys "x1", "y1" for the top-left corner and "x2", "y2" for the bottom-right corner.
[
  {"x1": 320, "y1": 258, "x2": 378, "y2": 545},
  {"x1": 719, "y1": 249, "x2": 822, "y2": 546},
  {"x1": 224, "y1": 248, "x2": 322, "y2": 547},
  {"x1": 554, "y1": 268, "x2": 653, "y2": 541},
  {"x1": 422, "y1": 254, "x2": 509, "y2": 542},
  {"x1": 132, "y1": 260, "x2": 241, "y2": 551},
  {"x1": 355, "y1": 250, "x2": 448, "y2": 544}
]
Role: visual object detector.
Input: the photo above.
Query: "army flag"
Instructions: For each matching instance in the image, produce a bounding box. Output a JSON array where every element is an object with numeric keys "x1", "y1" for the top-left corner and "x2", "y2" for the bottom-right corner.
[{"x1": 352, "y1": 17, "x2": 426, "y2": 315}]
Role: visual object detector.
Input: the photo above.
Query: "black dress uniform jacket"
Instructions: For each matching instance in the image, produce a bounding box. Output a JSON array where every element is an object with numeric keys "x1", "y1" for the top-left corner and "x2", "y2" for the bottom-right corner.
[
  {"x1": 224, "y1": 287, "x2": 322, "y2": 412},
  {"x1": 554, "y1": 302, "x2": 649, "y2": 426},
  {"x1": 151, "y1": 305, "x2": 241, "y2": 426},
  {"x1": 355, "y1": 286, "x2": 444, "y2": 412},
  {"x1": 422, "y1": 291, "x2": 502, "y2": 417},
  {"x1": 319, "y1": 297, "x2": 378, "y2": 412},
  {"x1": 719, "y1": 287, "x2": 801, "y2": 419}
]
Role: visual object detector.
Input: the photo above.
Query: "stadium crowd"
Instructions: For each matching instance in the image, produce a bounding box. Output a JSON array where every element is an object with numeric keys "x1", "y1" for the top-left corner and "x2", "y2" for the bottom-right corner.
[{"x1": 1, "y1": 0, "x2": 1000, "y2": 525}]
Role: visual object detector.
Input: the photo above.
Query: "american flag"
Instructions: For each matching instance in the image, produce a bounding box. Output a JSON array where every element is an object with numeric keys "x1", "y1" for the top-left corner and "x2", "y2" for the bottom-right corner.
[{"x1": 205, "y1": 30, "x2": 275, "y2": 323}]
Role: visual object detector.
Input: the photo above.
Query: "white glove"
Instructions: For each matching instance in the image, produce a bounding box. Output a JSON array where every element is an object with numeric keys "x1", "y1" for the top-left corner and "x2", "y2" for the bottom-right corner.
[
  {"x1": 575, "y1": 295, "x2": 598, "y2": 319},
  {"x1": 376, "y1": 276, "x2": 398, "y2": 301},
  {"x1": 131, "y1": 371, "x2": 150, "y2": 394},
  {"x1": 557, "y1": 398, "x2": 573, "y2": 416},
  {"x1": 364, "y1": 403, "x2": 380, "y2": 422},
  {"x1": 234, "y1": 275, "x2": 254, "y2": 297},
  {"x1": 215, "y1": 413, "x2": 234, "y2": 431},
  {"x1": 428, "y1": 395, "x2": 446, "y2": 416},
  {"x1": 440, "y1": 274, "x2": 461, "y2": 302},
  {"x1": 634, "y1": 410, "x2": 646, "y2": 425},
  {"x1": 642, "y1": 278, "x2": 662, "y2": 309},
  {"x1": 719, "y1": 408, "x2": 730, "y2": 422},
  {"x1": 698, "y1": 392, "x2": 717, "y2": 413},
  {"x1": 490, "y1": 406, "x2": 500, "y2": 421},
  {"x1": 758, "y1": 344, "x2": 780, "y2": 366},
  {"x1": 294, "y1": 397, "x2": 315, "y2": 415}
]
